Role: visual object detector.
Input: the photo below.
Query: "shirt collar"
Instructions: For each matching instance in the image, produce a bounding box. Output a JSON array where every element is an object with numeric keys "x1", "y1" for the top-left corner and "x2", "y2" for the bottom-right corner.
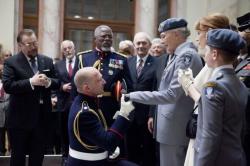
[
  {"x1": 66, "y1": 56, "x2": 75, "y2": 63},
  {"x1": 211, "y1": 64, "x2": 233, "y2": 78},
  {"x1": 136, "y1": 55, "x2": 148, "y2": 63}
]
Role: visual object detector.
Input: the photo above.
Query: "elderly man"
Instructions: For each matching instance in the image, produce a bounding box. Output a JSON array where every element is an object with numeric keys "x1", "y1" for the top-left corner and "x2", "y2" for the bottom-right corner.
[
  {"x1": 54, "y1": 40, "x2": 77, "y2": 165},
  {"x1": 126, "y1": 32, "x2": 158, "y2": 166},
  {"x1": 67, "y1": 67, "x2": 137, "y2": 166},
  {"x1": 150, "y1": 38, "x2": 166, "y2": 57},
  {"x1": 2, "y1": 29, "x2": 60, "y2": 166},
  {"x1": 124, "y1": 18, "x2": 203, "y2": 166},
  {"x1": 76, "y1": 25, "x2": 132, "y2": 127}
]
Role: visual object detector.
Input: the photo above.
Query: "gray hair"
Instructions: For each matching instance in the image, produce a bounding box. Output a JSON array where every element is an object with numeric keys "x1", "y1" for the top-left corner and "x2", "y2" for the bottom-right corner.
[
  {"x1": 133, "y1": 32, "x2": 152, "y2": 44},
  {"x1": 94, "y1": 25, "x2": 113, "y2": 37},
  {"x1": 174, "y1": 27, "x2": 191, "y2": 39},
  {"x1": 151, "y1": 38, "x2": 162, "y2": 45},
  {"x1": 60, "y1": 40, "x2": 75, "y2": 51}
]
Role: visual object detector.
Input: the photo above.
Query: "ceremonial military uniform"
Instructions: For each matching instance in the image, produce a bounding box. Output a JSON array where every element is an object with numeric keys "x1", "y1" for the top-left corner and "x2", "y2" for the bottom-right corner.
[
  {"x1": 68, "y1": 94, "x2": 134, "y2": 166},
  {"x1": 236, "y1": 57, "x2": 250, "y2": 88},
  {"x1": 76, "y1": 49, "x2": 132, "y2": 126},
  {"x1": 236, "y1": 57, "x2": 250, "y2": 165}
]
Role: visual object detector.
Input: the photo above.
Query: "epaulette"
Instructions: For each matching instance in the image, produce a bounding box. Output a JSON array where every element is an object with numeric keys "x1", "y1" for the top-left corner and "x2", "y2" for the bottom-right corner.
[
  {"x1": 113, "y1": 51, "x2": 128, "y2": 58},
  {"x1": 203, "y1": 82, "x2": 217, "y2": 88},
  {"x1": 77, "y1": 50, "x2": 92, "y2": 56}
]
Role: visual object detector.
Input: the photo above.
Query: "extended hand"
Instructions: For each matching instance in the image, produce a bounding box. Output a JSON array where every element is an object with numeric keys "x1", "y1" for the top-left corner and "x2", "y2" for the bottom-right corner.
[
  {"x1": 178, "y1": 68, "x2": 194, "y2": 95},
  {"x1": 119, "y1": 94, "x2": 135, "y2": 120}
]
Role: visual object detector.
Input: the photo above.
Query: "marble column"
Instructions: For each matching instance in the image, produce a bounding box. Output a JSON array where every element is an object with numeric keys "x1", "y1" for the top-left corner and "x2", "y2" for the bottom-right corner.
[
  {"x1": 135, "y1": 0, "x2": 158, "y2": 39},
  {"x1": 38, "y1": 0, "x2": 64, "y2": 59}
]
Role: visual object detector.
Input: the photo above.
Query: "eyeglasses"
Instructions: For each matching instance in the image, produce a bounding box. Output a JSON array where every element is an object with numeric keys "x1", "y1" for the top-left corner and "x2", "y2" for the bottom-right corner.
[{"x1": 21, "y1": 41, "x2": 38, "y2": 47}]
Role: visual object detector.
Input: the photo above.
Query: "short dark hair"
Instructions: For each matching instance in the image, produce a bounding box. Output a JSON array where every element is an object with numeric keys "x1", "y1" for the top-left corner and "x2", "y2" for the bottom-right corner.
[
  {"x1": 17, "y1": 29, "x2": 35, "y2": 43},
  {"x1": 210, "y1": 46, "x2": 236, "y2": 63}
]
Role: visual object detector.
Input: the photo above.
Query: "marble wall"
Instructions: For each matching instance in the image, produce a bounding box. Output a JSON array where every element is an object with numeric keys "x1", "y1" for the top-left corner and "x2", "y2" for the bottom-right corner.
[
  {"x1": 173, "y1": 0, "x2": 250, "y2": 41},
  {"x1": 0, "y1": 0, "x2": 16, "y2": 53},
  {"x1": 38, "y1": 0, "x2": 63, "y2": 59}
]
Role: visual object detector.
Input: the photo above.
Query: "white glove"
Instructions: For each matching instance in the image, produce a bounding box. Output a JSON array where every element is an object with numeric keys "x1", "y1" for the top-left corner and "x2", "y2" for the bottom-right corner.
[
  {"x1": 118, "y1": 94, "x2": 134, "y2": 120},
  {"x1": 109, "y1": 147, "x2": 120, "y2": 159},
  {"x1": 178, "y1": 68, "x2": 194, "y2": 95}
]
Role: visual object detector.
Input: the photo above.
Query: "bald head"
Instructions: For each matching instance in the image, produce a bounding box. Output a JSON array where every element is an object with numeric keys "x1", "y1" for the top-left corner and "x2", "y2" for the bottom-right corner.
[
  {"x1": 74, "y1": 67, "x2": 105, "y2": 96},
  {"x1": 74, "y1": 67, "x2": 97, "y2": 93}
]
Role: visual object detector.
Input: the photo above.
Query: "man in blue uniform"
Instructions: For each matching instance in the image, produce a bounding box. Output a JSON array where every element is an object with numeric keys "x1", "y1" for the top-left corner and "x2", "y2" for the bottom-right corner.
[
  {"x1": 193, "y1": 29, "x2": 248, "y2": 166},
  {"x1": 68, "y1": 67, "x2": 137, "y2": 166},
  {"x1": 75, "y1": 25, "x2": 132, "y2": 127}
]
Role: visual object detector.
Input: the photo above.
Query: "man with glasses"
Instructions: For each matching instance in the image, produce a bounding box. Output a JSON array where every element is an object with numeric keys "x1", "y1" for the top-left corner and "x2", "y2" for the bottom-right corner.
[{"x1": 2, "y1": 29, "x2": 59, "y2": 166}]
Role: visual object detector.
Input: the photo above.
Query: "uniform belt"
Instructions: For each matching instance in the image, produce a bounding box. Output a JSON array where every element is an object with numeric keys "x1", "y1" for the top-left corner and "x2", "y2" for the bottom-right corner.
[
  {"x1": 69, "y1": 147, "x2": 108, "y2": 161},
  {"x1": 97, "y1": 91, "x2": 112, "y2": 97}
]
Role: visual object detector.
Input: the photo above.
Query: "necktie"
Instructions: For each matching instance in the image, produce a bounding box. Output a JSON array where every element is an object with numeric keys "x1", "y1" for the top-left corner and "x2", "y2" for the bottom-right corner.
[
  {"x1": 68, "y1": 59, "x2": 73, "y2": 78},
  {"x1": 30, "y1": 58, "x2": 38, "y2": 73},
  {"x1": 137, "y1": 58, "x2": 143, "y2": 76}
]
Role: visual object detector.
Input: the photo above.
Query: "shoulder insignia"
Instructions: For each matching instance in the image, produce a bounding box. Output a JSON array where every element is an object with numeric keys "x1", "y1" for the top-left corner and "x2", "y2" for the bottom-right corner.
[
  {"x1": 77, "y1": 50, "x2": 92, "y2": 56},
  {"x1": 113, "y1": 51, "x2": 128, "y2": 58},
  {"x1": 204, "y1": 82, "x2": 217, "y2": 88}
]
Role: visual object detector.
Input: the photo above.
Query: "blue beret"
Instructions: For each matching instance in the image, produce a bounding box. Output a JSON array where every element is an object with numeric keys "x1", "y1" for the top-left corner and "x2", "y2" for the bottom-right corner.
[
  {"x1": 206, "y1": 29, "x2": 246, "y2": 55},
  {"x1": 158, "y1": 18, "x2": 187, "y2": 33}
]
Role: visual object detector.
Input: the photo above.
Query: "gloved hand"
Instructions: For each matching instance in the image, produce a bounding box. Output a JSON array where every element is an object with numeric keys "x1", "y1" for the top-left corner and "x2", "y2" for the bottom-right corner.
[
  {"x1": 109, "y1": 147, "x2": 120, "y2": 159},
  {"x1": 119, "y1": 94, "x2": 134, "y2": 120},
  {"x1": 178, "y1": 68, "x2": 194, "y2": 95}
]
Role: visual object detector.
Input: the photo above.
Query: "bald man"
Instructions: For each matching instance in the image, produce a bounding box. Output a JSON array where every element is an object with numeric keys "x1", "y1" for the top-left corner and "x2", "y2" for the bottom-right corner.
[{"x1": 67, "y1": 67, "x2": 137, "y2": 166}]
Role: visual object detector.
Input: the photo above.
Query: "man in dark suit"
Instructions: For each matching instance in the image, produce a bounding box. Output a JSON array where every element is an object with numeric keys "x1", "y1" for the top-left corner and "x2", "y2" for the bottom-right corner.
[
  {"x1": 126, "y1": 32, "x2": 157, "y2": 166},
  {"x1": 54, "y1": 40, "x2": 77, "y2": 165},
  {"x1": 2, "y1": 29, "x2": 60, "y2": 166}
]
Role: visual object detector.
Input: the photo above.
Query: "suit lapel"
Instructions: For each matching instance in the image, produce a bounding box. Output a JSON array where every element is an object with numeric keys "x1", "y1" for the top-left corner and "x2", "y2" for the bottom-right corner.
[
  {"x1": 129, "y1": 57, "x2": 138, "y2": 82},
  {"x1": 137, "y1": 55, "x2": 153, "y2": 80},
  {"x1": 19, "y1": 52, "x2": 35, "y2": 76},
  {"x1": 61, "y1": 59, "x2": 70, "y2": 79},
  {"x1": 37, "y1": 55, "x2": 45, "y2": 72}
]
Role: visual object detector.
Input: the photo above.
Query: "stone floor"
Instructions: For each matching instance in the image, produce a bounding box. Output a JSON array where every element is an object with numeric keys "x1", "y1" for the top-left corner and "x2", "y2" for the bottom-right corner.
[{"x1": 0, "y1": 155, "x2": 62, "y2": 166}]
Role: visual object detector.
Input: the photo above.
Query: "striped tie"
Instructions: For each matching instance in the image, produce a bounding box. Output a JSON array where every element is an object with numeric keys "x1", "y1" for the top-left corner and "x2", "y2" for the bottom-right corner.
[{"x1": 137, "y1": 58, "x2": 143, "y2": 76}]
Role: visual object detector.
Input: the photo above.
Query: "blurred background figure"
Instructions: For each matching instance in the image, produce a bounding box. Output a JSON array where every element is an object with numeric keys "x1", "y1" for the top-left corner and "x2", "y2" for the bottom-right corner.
[
  {"x1": 149, "y1": 38, "x2": 166, "y2": 57},
  {"x1": 118, "y1": 40, "x2": 135, "y2": 57},
  {"x1": 235, "y1": 12, "x2": 250, "y2": 166},
  {"x1": 54, "y1": 40, "x2": 77, "y2": 166},
  {"x1": 1, "y1": 50, "x2": 12, "y2": 63},
  {"x1": 0, "y1": 49, "x2": 12, "y2": 156}
]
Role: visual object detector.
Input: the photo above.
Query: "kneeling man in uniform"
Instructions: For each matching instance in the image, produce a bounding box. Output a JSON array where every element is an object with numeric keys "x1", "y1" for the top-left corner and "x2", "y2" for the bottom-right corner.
[{"x1": 68, "y1": 67, "x2": 137, "y2": 166}]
